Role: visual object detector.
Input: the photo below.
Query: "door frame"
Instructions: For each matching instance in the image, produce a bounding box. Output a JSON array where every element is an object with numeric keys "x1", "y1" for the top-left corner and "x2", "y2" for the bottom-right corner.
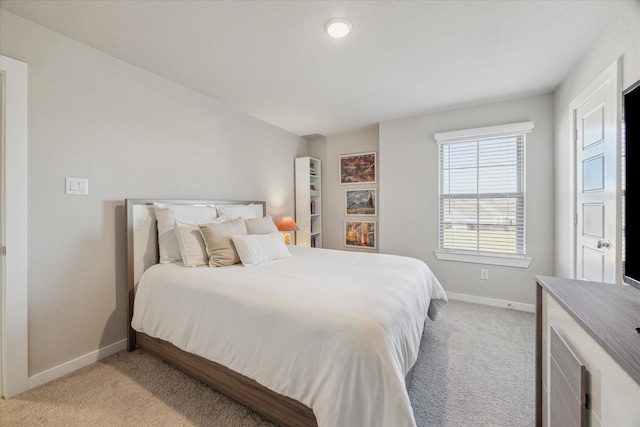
[
  {"x1": 0, "y1": 55, "x2": 29, "y2": 398},
  {"x1": 568, "y1": 59, "x2": 621, "y2": 282}
]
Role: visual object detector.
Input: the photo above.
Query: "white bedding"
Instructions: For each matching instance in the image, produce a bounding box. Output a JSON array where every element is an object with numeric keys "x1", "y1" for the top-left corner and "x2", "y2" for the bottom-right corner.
[{"x1": 131, "y1": 245, "x2": 447, "y2": 427}]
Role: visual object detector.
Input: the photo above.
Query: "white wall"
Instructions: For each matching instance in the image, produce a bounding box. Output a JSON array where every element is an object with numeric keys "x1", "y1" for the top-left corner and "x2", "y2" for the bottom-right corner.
[
  {"x1": 379, "y1": 94, "x2": 555, "y2": 306},
  {"x1": 0, "y1": 10, "x2": 305, "y2": 377},
  {"x1": 308, "y1": 125, "x2": 379, "y2": 251},
  {"x1": 553, "y1": 2, "x2": 640, "y2": 279}
]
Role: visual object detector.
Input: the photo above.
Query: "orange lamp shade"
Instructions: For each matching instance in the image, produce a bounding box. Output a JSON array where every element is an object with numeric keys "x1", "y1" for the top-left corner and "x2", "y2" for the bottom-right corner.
[{"x1": 277, "y1": 216, "x2": 300, "y2": 232}]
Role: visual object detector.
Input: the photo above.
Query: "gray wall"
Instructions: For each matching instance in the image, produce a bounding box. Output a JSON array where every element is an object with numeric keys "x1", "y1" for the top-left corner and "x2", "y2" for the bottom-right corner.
[
  {"x1": 308, "y1": 125, "x2": 379, "y2": 251},
  {"x1": 1, "y1": 10, "x2": 305, "y2": 376},
  {"x1": 378, "y1": 94, "x2": 555, "y2": 306},
  {"x1": 3, "y1": 1, "x2": 639, "y2": 381},
  {"x1": 553, "y1": 1, "x2": 640, "y2": 279}
]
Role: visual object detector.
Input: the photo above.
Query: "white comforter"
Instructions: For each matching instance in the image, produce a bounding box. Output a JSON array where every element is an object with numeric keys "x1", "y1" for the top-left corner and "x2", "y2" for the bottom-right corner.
[{"x1": 132, "y1": 246, "x2": 447, "y2": 427}]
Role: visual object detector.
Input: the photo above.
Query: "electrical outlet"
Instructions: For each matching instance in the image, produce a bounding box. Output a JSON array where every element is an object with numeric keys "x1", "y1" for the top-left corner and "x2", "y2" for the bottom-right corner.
[{"x1": 480, "y1": 268, "x2": 489, "y2": 280}]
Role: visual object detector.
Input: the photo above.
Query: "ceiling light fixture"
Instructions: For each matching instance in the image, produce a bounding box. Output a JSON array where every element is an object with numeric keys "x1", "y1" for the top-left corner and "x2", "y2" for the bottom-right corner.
[{"x1": 325, "y1": 18, "x2": 352, "y2": 38}]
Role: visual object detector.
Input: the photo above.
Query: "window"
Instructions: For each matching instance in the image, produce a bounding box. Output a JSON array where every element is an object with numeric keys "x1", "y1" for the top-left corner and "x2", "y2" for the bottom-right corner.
[{"x1": 434, "y1": 122, "x2": 533, "y2": 268}]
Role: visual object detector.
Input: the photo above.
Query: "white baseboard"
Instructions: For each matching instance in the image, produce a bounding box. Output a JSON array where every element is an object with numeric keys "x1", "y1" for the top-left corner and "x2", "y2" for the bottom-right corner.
[
  {"x1": 446, "y1": 292, "x2": 535, "y2": 313},
  {"x1": 27, "y1": 339, "x2": 127, "y2": 390},
  {"x1": 22, "y1": 295, "x2": 532, "y2": 390}
]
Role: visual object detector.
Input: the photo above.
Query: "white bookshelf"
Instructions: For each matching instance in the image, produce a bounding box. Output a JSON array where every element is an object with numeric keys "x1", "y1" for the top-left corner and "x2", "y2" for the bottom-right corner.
[{"x1": 295, "y1": 157, "x2": 322, "y2": 247}]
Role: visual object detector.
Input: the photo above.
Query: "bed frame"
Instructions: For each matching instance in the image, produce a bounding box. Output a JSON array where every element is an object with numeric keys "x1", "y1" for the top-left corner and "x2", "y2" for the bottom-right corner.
[
  {"x1": 126, "y1": 199, "x2": 317, "y2": 427},
  {"x1": 126, "y1": 198, "x2": 415, "y2": 427}
]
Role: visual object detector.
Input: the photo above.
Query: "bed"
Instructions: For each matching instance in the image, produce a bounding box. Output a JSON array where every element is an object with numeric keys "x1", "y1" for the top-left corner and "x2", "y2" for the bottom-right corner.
[{"x1": 126, "y1": 199, "x2": 447, "y2": 427}]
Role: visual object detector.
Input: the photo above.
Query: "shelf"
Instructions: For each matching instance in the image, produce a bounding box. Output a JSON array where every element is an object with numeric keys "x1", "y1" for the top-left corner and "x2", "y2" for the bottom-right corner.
[{"x1": 295, "y1": 156, "x2": 322, "y2": 248}]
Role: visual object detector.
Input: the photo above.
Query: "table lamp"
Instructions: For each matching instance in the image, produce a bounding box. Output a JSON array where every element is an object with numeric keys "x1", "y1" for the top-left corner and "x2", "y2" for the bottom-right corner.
[{"x1": 277, "y1": 216, "x2": 299, "y2": 245}]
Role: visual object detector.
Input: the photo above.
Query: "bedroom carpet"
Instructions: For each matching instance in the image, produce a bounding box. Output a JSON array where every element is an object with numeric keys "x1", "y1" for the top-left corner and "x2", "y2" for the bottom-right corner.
[{"x1": 0, "y1": 300, "x2": 535, "y2": 427}]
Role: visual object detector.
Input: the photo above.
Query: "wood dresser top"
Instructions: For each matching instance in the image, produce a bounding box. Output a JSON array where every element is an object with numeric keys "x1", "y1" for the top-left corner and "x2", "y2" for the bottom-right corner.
[{"x1": 536, "y1": 275, "x2": 640, "y2": 386}]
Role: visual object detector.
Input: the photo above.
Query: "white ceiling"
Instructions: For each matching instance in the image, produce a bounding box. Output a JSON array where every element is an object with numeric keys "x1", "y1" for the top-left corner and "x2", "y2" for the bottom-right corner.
[{"x1": 0, "y1": 0, "x2": 633, "y2": 136}]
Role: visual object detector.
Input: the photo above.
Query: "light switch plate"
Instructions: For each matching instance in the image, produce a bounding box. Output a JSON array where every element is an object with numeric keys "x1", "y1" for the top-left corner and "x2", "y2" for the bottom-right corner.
[{"x1": 65, "y1": 177, "x2": 89, "y2": 195}]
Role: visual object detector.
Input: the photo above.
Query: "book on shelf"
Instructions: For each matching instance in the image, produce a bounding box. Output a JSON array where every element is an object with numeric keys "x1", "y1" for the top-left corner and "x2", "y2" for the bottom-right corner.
[
  {"x1": 311, "y1": 236, "x2": 317, "y2": 248},
  {"x1": 310, "y1": 200, "x2": 316, "y2": 215},
  {"x1": 310, "y1": 164, "x2": 317, "y2": 175}
]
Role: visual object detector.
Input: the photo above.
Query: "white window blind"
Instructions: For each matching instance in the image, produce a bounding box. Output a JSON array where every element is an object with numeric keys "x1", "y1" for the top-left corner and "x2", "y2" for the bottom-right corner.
[{"x1": 436, "y1": 122, "x2": 532, "y2": 258}]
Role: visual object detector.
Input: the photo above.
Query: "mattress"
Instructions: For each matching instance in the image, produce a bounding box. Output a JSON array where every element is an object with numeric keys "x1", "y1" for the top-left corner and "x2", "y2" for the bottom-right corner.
[{"x1": 131, "y1": 245, "x2": 447, "y2": 427}]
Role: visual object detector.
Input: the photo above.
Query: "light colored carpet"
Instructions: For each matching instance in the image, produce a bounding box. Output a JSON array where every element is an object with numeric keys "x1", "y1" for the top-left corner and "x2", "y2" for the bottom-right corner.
[
  {"x1": 0, "y1": 301, "x2": 535, "y2": 426},
  {"x1": 409, "y1": 300, "x2": 535, "y2": 427}
]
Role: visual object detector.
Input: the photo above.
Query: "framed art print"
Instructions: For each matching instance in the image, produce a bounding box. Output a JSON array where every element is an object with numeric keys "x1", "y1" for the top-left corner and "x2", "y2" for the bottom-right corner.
[
  {"x1": 345, "y1": 188, "x2": 376, "y2": 216},
  {"x1": 344, "y1": 220, "x2": 376, "y2": 249},
  {"x1": 339, "y1": 152, "x2": 376, "y2": 184}
]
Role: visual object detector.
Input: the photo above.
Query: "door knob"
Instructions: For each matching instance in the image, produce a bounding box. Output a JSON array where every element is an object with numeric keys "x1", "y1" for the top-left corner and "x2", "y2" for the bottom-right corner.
[{"x1": 597, "y1": 240, "x2": 610, "y2": 249}]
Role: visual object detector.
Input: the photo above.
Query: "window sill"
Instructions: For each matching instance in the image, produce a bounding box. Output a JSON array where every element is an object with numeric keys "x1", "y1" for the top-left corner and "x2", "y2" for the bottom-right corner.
[{"x1": 433, "y1": 250, "x2": 532, "y2": 268}]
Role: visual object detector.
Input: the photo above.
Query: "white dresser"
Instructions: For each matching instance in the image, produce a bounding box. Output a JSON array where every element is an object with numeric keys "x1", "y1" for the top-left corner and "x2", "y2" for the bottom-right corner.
[{"x1": 536, "y1": 276, "x2": 640, "y2": 427}]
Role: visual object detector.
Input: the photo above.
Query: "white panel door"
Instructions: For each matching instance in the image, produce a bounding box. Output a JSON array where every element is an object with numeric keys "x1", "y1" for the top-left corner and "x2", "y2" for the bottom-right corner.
[
  {"x1": 575, "y1": 65, "x2": 619, "y2": 283},
  {"x1": 0, "y1": 55, "x2": 29, "y2": 398},
  {"x1": 0, "y1": 65, "x2": 5, "y2": 397}
]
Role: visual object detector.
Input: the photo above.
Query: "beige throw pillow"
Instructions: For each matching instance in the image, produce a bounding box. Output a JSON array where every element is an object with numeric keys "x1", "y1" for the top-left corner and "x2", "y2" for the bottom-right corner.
[
  {"x1": 245, "y1": 215, "x2": 278, "y2": 234},
  {"x1": 199, "y1": 217, "x2": 248, "y2": 267},
  {"x1": 174, "y1": 216, "x2": 227, "y2": 267}
]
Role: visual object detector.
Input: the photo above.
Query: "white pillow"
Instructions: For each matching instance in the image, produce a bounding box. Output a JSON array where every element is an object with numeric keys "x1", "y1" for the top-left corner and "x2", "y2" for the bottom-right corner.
[
  {"x1": 216, "y1": 204, "x2": 261, "y2": 220},
  {"x1": 153, "y1": 203, "x2": 218, "y2": 264},
  {"x1": 231, "y1": 232, "x2": 291, "y2": 267},
  {"x1": 174, "y1": 216, "x2": 227, "y2": 267},
  {"x1": 245, "y1": 215, "x2": 278, "y2": 234}
]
